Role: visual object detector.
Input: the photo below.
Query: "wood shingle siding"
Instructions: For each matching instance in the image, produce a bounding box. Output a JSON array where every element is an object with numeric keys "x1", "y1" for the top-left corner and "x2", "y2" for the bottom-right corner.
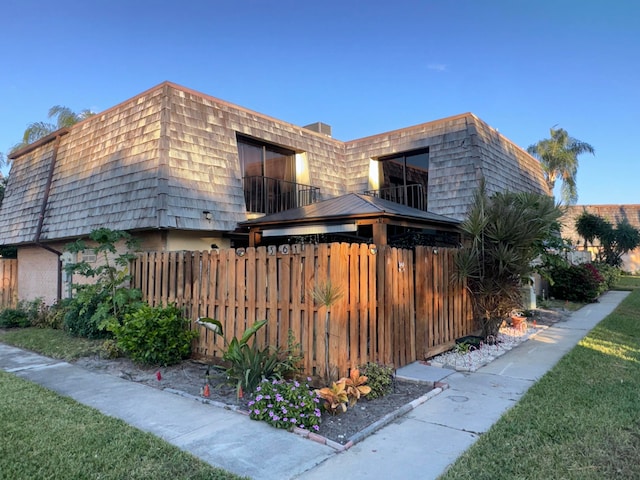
[{"x1": 0, "y1": 81, "x2": 548, "y2": 250}]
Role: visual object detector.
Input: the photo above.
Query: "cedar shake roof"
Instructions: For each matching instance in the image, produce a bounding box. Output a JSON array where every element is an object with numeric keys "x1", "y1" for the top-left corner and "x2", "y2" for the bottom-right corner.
[{"x1": 0, "y1": 81, "x2": 548, "y2": 246}]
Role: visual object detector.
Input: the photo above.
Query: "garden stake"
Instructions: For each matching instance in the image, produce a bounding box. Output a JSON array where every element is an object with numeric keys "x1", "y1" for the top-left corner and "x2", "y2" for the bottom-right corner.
[
  {"x1": 203, "y1": 384, "x2": 210, "y2": 397},
  {"x1": 156, "y1": 371, "x2": 162, "y2": 381}
]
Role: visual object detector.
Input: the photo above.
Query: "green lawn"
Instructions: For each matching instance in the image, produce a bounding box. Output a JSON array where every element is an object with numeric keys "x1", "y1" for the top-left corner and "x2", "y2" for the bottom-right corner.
[
  {"x1": 0, "y1": 370, "x2": 245, "y2": 480},
  {"x1": 615, "y1": 274, "x2": 640, "y2": 290},
  {"x1": 0, "y1": 328, "x2": 244, "y2": 479},
  {"x1": 441, "y1": 289, "x2": 640, "y2": 480},
  {"x1": 0, "y1": 327, "x2": 104, "y2": 360}
]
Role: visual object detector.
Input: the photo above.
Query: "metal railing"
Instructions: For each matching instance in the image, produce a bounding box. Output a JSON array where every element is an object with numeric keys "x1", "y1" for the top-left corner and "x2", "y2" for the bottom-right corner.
[
  {"x1": 363, "y1": 184, "x2": 427, "y2": 211},
  {"x1": 243, "y1": 176, "x2": 320, "y2": 214}
]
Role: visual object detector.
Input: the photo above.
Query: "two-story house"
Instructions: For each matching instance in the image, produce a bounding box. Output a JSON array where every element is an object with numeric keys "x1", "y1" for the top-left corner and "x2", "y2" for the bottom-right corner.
[{"x1": 0, "y1": 81, "x2": 548, "y2": 303}]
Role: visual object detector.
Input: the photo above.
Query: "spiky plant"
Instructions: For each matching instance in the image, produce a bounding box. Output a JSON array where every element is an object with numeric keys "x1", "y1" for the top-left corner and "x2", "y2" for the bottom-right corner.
[{"x1": 455, "y1": 181, "x2": 563, "y2": 338}]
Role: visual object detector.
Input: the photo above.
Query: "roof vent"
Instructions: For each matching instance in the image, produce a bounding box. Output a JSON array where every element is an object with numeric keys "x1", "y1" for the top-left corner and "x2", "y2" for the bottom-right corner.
[{"x1": 303, "y1": 122, "x2": 332, "y2": 137}]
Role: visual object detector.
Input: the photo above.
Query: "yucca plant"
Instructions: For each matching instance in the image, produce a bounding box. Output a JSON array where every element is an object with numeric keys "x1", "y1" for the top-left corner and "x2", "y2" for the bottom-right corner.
[
  {"x1": 311, "y1": 281, "x2": 343, "y2": 384},
  {"x1": 455, "y1": 181, "x2": 563, "y2": 338}
]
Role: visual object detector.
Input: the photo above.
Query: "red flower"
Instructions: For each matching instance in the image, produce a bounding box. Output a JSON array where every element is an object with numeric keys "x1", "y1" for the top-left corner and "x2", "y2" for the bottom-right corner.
[{"x1": 156, "y1": 371, "x2": 162, "y2": 381}]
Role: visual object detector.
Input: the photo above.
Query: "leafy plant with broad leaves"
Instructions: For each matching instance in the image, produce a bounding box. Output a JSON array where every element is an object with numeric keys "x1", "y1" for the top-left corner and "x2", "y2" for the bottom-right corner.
[
  {"x1": 196, "y1": 318, "x2": 297, "y2": 398},
  {"x1": 343, "y1": 368, "x2": 371, "y2": 406},
  {"x1": 316, "y1": 368, "x2": 371, "y2": 414},
  {"x1": 316, "y1": 381, "x2": 349, "y2": 415},
  {"x1": 64, "y1": 228, "x2": 143, "y2": 337}
]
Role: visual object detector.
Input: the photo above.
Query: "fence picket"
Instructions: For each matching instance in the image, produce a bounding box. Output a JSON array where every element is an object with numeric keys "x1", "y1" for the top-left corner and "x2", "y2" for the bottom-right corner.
[{"x1": 132, "y1": 244, "x2": 475, "y2": 377}]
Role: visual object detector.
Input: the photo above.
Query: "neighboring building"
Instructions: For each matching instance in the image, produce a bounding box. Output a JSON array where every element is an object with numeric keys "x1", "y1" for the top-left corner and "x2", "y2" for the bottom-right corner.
[
  {"x1": 0, "y1": 81, "x2": 549, "y2": 303},
  {"x1": 561, "y1": 205, "x2": 640, "y2": 273}
]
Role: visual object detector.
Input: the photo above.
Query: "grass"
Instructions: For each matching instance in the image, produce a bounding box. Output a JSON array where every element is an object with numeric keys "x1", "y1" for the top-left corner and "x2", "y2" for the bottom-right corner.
[
  {"x1": 441, "y1": 289, "x2": 640, "y2": 480},
  {"x1": 0, "y1": 327, "x2": 104, "y2": 360},
  {"x1": 0, "y1": 371, "x2": 245, "y2": 480},
  {"x1": 537, "y1": 297, "x2": 584, "y2": 311},
  {"x1": 615, "y1": 274, "x2": 640, "y2": 290}
]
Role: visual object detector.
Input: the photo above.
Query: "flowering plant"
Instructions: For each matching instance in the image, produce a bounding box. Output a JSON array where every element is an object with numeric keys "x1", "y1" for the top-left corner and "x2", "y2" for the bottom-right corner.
[{"x1": 248, "y1": 378, "x2": 322, "y2": 432}]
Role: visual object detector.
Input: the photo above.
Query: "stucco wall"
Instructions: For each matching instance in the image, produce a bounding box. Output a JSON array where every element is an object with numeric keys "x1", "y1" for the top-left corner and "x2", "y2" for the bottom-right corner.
[{"x1": 17, "y1": 246, "x2": 59, "y2": 305}]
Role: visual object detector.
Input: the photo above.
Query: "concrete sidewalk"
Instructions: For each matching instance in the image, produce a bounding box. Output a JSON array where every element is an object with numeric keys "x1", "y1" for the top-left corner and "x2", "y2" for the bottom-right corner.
[{"x1": 0, "y1": 290, "x2": 628, "y2": 480}]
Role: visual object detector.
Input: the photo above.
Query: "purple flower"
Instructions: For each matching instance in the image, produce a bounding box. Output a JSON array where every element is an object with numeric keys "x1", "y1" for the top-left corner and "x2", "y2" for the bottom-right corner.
[
  {"x1": 313, "y1": 425, "x2": 320, "y2": 431},
  {"x1": 273, "y1": 415, "x2": 280, "y2": 421},
  {"x1": 254, "y1": 409, "x2": 260, "y2": 415},
  {"x1": 267, "y1": 403, "x2": 273, "y2": 408},
  {"x1": 275, "y1": 394, "x2": 284, "y2": 402},
  {"x1": 283, "y1": 417, "x2": 288, "y2": 422},
  {"x1": 268, "y1": 411, "x2": 274, "y2": 418},
  {"x1": 281, "y1": 407, "x2": 288, "y2": 414},
  {"x1": 290, "y1": 418, "x2": 297, "y2": 423},
  {"x1": 255, "y1": 395, "x2": 263, "y2": 402},
  {"x1": 256, "y1": 386, "x2": 262, "y2": 392},
  {"x1": 247, "y1": 400, "x2": 255, "y2": 406}
]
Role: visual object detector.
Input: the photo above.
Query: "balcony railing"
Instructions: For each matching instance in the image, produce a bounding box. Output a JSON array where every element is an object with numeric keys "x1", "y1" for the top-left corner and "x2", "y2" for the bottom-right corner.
[
  {"x1": 363, "y1": 184, "x2": 427, "y2": 211},
  {"x1": 243, "y1": 176, "x2": 320, "y2": 215}
]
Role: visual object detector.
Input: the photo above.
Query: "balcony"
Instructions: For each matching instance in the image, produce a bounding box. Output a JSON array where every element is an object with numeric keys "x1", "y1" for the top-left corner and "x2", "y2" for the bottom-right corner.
[
  {"x1": 363, "y1": 184, "x2": 427, "y2": 211},
  {"x1": 243, "y1": 176, "x2": 320, "y2": 215}
]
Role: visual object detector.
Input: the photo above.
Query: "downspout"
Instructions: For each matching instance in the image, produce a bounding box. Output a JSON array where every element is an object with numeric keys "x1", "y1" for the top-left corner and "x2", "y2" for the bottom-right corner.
[{"x1": 34, "y1": 133, "x2": 65, "y2": 301}]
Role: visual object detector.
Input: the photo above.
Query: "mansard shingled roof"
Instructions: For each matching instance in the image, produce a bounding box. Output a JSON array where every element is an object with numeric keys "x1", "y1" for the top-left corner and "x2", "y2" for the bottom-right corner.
[{"x1": 0, "y1": 81, "x2": 548, "y2": 246}]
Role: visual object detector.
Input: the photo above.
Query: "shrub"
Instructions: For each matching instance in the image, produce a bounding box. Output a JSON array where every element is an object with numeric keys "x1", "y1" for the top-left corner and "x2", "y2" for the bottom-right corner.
[
  {"x1": 359, "y1": 362, "x2": 394, "y2": 399},
  {"x1": 0, "y1": 308, "x2": 30, "y2": 328},
  {"x1": 248, "y1": 378, "x2": 322, "y2": 432},
  {"x1": 64, "y1": 228, "x2": 144, "y2": 338},
  {"x1": 64, "y1": 284, "x2": 111, "y2": 338},
  {"x1": 109, "y1": 304, "x2": 198, "y2": 366},
  {"x1": 593, "y1": 262, "x2": 621, "y2": 292},
  {"x1": 550, "y1": 263, "x2": 605, "y2": 303}
]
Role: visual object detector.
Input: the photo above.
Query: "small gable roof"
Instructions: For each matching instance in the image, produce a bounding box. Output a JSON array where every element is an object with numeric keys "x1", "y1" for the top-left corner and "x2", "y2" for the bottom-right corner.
[{"x1": 241, "y1": 193, "x2": 461, "y2": 227}]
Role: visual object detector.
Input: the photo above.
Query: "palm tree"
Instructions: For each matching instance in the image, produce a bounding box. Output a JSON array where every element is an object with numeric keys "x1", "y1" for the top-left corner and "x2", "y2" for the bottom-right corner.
[
  {"x1": 10, "y1": 105, "x2": 95, "y2": 153},
  {"x1": 527, "y1": 127, "x2": 595, "y2": 205}
]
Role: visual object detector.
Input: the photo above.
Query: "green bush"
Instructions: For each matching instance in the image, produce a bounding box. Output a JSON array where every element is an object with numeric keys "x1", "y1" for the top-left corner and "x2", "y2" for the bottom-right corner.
[
  {"x1": 0, "y1": 308, "x2": 30, "y2": 328},
  {"x1": 358, "y1": 362, "x2": 394, "y2": 399},
  {"x1": 550, "y1": 263, "x2": 605, "y2": 303},
  {"x1": 593, "y1": 262, "x2": 621, "y2": 292},
  {"x1": 109, "y1": 304, "x2": 198, "y2": 366},
  {"x1": 63, "y1": 284, "x2": 111, "y2": 338}
]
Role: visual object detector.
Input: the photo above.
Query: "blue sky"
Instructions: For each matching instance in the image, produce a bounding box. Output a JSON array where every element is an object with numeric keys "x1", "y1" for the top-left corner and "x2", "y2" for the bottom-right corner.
[{"x1": 1, "y1": 0, "x2": 638, "y2": 205}]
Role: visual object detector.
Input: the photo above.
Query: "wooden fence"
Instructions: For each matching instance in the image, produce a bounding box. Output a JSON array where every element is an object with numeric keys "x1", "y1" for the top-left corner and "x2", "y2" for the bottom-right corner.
[
  {"x1": 131, "y1": 243, "x2": 475, "y2": 377},
  {"x1": 0, "y1": 259, "x2": 18, "y2": 309}
]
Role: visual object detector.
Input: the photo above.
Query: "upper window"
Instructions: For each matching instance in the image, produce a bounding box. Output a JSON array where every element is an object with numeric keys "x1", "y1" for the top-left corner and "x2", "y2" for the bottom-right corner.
[
  {"x1": 237, "y1": 135, "x2": 296, "y2": 182},
  {"x1": 237, "y1": 135, "x2": 298, "y2": 214},
  {"x1": 377, "y1": 147, "x2": 429, "y2": 210}
]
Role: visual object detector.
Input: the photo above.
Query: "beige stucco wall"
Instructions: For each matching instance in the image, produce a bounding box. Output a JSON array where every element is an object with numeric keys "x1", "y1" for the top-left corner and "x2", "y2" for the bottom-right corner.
[{"x1": 17, "y1": 246, "x2": 59, "y2": 305}]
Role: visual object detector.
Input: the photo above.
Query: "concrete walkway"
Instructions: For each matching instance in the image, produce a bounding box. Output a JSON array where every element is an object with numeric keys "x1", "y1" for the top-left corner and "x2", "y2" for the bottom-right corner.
[{"x1": 0, "y1": 291, "x2": 628, "y2": 480}]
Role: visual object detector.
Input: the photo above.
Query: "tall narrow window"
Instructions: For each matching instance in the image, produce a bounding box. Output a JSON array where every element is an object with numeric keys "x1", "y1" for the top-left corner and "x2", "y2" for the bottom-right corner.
[
  {"x1": 378, "y1": 147, "x2": 429, "y2": 210},
  {"x1": 237, "y1": 135, "x2": 297, "y2": 213}
]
